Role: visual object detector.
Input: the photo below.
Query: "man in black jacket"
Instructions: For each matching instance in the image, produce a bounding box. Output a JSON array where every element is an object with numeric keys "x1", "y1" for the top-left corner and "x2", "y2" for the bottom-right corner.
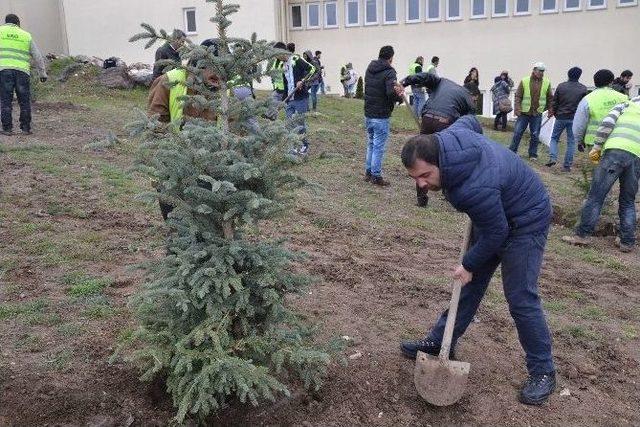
[
  {"x1": 364, "y1": 45, "x2": 404, "y2": 186},
  {"x1": 283, "y1": 44, "x2": 316, "y2": 155},
  {"x1": 152, "y1": 30, "x2": 186, "y2": 80},
  {"x1": 401, "y1": 71, "x2": 476, "y2": 206},
  {"x1": 545, "y1": 67, "x2": 587, "y2": 170},
  {"x1": 612, "y1": 70, "x2": 633, "y2": 96}
]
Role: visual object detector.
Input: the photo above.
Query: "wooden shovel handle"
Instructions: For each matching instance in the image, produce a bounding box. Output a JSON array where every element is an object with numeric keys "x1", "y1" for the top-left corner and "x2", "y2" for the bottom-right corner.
[{"x1": 439, "y1": 219, "x2": 473, "y2": 361}]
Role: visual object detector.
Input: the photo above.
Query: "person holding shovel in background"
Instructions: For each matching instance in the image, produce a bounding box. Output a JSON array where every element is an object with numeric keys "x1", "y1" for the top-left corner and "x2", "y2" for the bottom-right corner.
[{"x1": 399, "y1": 115, "x2": 556, "y2": 405}]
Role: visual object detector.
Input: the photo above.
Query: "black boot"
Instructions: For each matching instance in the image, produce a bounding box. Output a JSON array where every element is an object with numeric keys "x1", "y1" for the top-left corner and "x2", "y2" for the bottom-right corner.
[
  {"x1": 416, "y1": 185, "x2": 429, "y2": 208},
  {"x1": 519, "y1": 372, "x2": 556, "y2": 405},
  {"x1": 400, "y1": 338, "x2": 455, "y2": 360}
]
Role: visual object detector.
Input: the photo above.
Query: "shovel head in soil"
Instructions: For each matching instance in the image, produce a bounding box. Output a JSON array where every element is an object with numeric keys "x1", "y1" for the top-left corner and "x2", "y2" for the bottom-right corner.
[{"x1": 414, "y1": 351, "x2": 470, "y2": 406}]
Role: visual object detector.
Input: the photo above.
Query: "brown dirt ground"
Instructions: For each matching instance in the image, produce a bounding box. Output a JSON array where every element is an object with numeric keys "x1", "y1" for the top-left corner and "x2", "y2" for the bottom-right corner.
[{"x1": 0, "y1": 98, "x2": 639, "y2": 426}]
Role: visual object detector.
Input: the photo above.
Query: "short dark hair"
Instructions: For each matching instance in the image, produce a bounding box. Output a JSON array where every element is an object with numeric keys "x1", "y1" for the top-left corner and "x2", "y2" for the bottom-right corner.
[
  {"x1": 315, "y1": 50, "x2": 321, "y2": 56},
  {"x1": 432, "y1": 56, "x2": 439, "y2": 64},
  {"x1": 621, "y1": 70, "x2": 633, "y2": 78},
  {"x1": 5, "y1": 14, "x2": 20, "y2": 25},
  {"x1": 273, "y1": 41, "x2": 287, "y2": 50},
  {"x1": 286, "y1": 42, "x2": 296, "y2": 53},
  {"x1": 378, "y1": 45, "x2": 394, "y2": 61},
  {"x1": 401, "y1": 134, "x2": 440, "y2": 168}
]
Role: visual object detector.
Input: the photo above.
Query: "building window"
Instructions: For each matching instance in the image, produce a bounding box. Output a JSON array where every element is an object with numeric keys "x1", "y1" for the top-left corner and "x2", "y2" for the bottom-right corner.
[
  {"x1": 290, "y1": 4, "x2": 303, "y2": 28},
  {"x1": 345, "y1": 0, "x2": 361, "y2": 26},
  {"x1": 514, "y1": 0, "x2": 530, "y2": 13},
  {"x1": 618, "y1": 0, "x2": 637, "y2": 6},
  {"x1": 446, "y1": 0, "x2": 462, "y2": 18},
  {"x1": 493, "y1": 0, "x2": 508, "y2": 15},
  {"x1": 365, "y1": 0, "x2": 379, "y2": 24},
  {"x1": 183, "y1": 8, "x2": 197, "y2": 34},
  {"x1": 564, "y1": 0, "x2": 581, "y2": 10},
  {"x1": 407, "y1": 0, "x2": 421, "y2": 21},
  {"x1": 471, "y1": 0, "x2": 487, "y2": 17},
  {"x1": 384, "y1": 0, "x2": 398, "y2": 23},
  {"x1": 587, "y1": 0, "x2": 606, "y2": 8},
  {"x1": 427, "y1": 0, "x2": 441, "y2": 20},
  {"x1": 541, "y1": 0, "x2": 559, "y2": 12},
  {"x1": 307, "y1": 3, "x2": 321, "y2": 28},
  {"x1": 325, "y1": 1, "x2": 338, "y2": 27}
]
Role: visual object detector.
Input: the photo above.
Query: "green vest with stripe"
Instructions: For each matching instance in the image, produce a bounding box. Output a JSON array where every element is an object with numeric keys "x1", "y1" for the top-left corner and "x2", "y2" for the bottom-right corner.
[
  {"x1": 521, "y1": 76, "x2": 550, "y2": 114},
  {"x1": 603, "y1": 102, "x2": 640, "y2": 158},
  {"x1": 584, "y1": 88, "x2": 629, "y2": 146},
  {"x1": 425, "y1": 64, "x2": 436, "y2": 74},
  {"x1": 166, "y1": 68, "x2": 187, "y2": 124},
  {"x1": 408, "y1": 62, "x2": 421, "y2": 75},
  {"x1": 269, "y1": 59, "x2": 284, "y2": 91},
  {"x1": 0, "y1": 24, "x2": 32, "y2": 75}
]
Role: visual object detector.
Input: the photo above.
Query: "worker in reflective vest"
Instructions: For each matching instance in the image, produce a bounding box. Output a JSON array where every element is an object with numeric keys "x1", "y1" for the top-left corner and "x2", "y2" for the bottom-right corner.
[
  {"x1": 408, "y1": 56, "x2": 425, "y2": 118},
  {"x1": 0, "y1": 14, "x2": 48, "y2": 136},
  {"x1": 509, "y1": 62, "x2": 553, "y2": 160}
]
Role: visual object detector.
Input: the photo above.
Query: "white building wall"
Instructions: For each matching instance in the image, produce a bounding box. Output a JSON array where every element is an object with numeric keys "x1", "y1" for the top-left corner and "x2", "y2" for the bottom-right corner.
[
  {"x1": 0, "y1": 0, "x2": 66, "y2": 55},
  {"x1": 286, "y1": 0, "x2": 640, "y2": 112}
]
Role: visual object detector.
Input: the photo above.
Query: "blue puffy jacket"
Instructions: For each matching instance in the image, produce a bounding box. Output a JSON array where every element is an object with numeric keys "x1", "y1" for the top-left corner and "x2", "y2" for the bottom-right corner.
[{"x1": 436, "y1": 115, "x2": 552, "y2": 272}]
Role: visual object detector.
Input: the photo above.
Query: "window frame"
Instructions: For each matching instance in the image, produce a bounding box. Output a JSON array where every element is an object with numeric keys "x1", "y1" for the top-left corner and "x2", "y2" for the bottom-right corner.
[
  {"x1": 345, "y1": 0, "x2": 362, "y2": 26},
  {"x1": 289, "y1": 4, "x2": 304, "y2": 29},
  {"x1": 364, "y1": 0, "x2": 379, "y2": 25},
  {"x1": 540, "y1": 0, "x2": 559, "y2": 13},
  {"x1": 383, "y1": 0, "x2": 399, "y2": 24},
  {"x1": 324, "y1": 1, "x2": 339, "y2": 28},
  {"x1": 470, "y1": 0, "x2": 487, "y2": 18},
  {"x1": 307, "y1": 2, "x2": 321, "y2": 29},
  {"x1": 586, "y1": 0, "x2": 607, "y2": 9},
  {"x1": 563, "y1": 0, "x2": 582, "y2": 11},
  {"x1": 446, "y1": 0, "x2": 463, "y2": 20},
  {"x1": 406, "y1": 0, "x2": 422, "y2": 22},
  {"x1": 426, "y1": 0, "x2": 442, "y2": 20},
  {"x1": 617, "y1": 0, "x2": 637, "y2": 7},
  {"x1": 513, "y1": 0, "x2": 531, "y2": 14},
  {"x1": 492, "y1": 0, "x2": 509, "y2": 16},
  {"x1": 183, "y1": 7, "x2": 197, "y2": 35}
]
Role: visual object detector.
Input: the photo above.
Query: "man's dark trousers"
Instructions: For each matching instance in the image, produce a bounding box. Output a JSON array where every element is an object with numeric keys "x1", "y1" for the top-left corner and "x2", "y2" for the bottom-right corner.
[
  {"x1": 0, "y1": 69, "x2": 32, "y2": 132},
  {"x1": 426, "y1": 226, "x2": 555, "y2": 375}
]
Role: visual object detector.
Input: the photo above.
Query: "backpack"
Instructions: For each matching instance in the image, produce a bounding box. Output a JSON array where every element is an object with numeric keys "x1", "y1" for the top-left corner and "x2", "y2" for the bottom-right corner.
[{"x1": 103, "y1": 57, "x2": 118, "y2": 69}]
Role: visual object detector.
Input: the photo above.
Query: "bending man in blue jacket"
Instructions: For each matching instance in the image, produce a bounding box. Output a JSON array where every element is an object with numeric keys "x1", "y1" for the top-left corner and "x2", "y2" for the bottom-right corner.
[{"x1": 400, "y1": 116, "x2": 556, "y2": 405}]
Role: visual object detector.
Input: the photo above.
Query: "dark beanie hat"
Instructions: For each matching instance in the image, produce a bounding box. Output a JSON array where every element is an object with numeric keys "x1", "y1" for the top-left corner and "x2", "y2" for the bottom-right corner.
[
  {"x1": 568, "y1": 67, "x2": 582, "y2": 81},
  {"x1": 593, "y1": 69, "x2": 615, "y2": 88}
]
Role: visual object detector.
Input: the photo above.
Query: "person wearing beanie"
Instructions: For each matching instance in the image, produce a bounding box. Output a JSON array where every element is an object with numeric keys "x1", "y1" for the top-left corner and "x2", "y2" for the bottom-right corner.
[
  {"x1": 572, "y1": 69, "x2": 629, "y2": 153},
  {"x1": 509, "y1": 62, "x2": 554, "y2": 160},
  {"x1": 544, "y1": 67, "x2": 587, "y2": 171}
]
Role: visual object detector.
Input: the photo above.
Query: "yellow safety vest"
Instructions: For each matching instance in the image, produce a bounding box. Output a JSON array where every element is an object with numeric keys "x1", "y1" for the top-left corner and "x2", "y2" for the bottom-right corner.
[
  {"x1": 167, "y1": 68, "x2": 187, "y2": 124},
  {"x1": 408, "y1": 62, "x2": 421, "y2": 75},
  {"x1": 269, "y1": 59, "x2": 284, "y2": 91},
  {"x1": 584, "y1": 88, "x2": 629, "y2": 146},
  {"x1": 521, "y1": 76, "x2": 550, "y2": 114},
  {"x1": 0, "y1": 24, "x2": 32, "y2": 75},
  {"x1": 603, "y1": 102, "x2": 640, "y2": 158}
]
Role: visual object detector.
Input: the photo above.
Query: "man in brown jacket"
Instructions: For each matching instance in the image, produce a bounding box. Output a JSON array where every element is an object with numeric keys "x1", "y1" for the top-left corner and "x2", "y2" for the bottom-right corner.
[{"x1": 509, "y1": 62, "x2": 553, "y2": 160}]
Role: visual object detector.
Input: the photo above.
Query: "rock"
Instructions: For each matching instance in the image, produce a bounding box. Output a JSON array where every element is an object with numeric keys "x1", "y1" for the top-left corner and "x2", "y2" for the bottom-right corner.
[
  {"x1": 348, "y1": 351, "x2": 363, "y2": 360},
  {"x1": 74, "y1": 54, "x2": 92, "y2": 64},
  {"x1": 85, "y1": 415, "x2": 117, "y2": 427},
  {"x1": 128, "y1": 68, "x2": 154, "y2": 87},
  {"x1": 98, "y1": 66, "x2": 135, "y2": 90},
  {"x1": 559, "y1": 388, "x2": 571, "y2": 397}
]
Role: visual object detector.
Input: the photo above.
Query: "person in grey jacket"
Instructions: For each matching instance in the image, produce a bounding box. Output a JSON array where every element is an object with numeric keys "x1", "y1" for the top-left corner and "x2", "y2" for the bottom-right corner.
[
  {"x1": 491, "y1": 71, "x2": 514, "y2": 131},
  {"x1": 545, "y1": 67, "x2": 587, "y2": 171}
]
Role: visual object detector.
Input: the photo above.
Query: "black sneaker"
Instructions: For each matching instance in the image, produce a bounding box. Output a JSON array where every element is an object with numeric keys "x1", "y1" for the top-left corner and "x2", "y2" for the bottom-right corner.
[
  {"x1": 21, "y1": 129, "x2": 32, "y2": 135},
  {"x1": 364, "y1": 171, "x2": 372, "y2": 182},
  {"x1": 519, "y1": 372, "x2": 556, "y2": 405},
  {"x1": 545, "y1": 160, "x2": 556, "y2": 167},
  {"x1": 371, "y1": 176, "x2": 390, "y2": 187},
  {"x1": 416, "y1": 187, "x2": 429, "y2": 208},
  {"x1": 400, "y1": 338, "x2": 455, "y2": 360}
]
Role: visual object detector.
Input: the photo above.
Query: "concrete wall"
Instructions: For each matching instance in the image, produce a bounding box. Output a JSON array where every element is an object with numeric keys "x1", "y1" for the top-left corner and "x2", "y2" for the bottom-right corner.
[
  {"x1": 60, "y1": 0, "x2": 279, "y2": 65},
  {"x1": 0, "y1": 0, "x2": 67, "y2": 55},
  {"x1": 286, "y1": 0, "x2": 640, "y2": 109}
]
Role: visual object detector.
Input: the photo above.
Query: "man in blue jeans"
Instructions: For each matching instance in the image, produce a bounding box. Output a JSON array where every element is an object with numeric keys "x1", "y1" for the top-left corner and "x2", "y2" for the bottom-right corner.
[
  {"x1": 400, "y1": 115, "x2": 556, "y2": 405},
  {"x1": 545, "y1": 67, "x2": 587, "y2": 171},
  {"x1": 563, "y1": 96, "x2": 640, "y2": 253},
  {"x1": 363, "y1": 45, "x2": 404, "y2": 186},
  {"x1": 283, "y1": 43, "x2": 315, "y2": 155},
  {"x1": 509, "y1": 63, "x2": 554, "y2": 160}
]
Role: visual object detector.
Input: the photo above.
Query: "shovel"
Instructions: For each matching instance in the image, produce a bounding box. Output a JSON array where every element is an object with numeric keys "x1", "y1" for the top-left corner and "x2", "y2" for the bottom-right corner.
[{"x1": 414, "y1": 219, "x2": 473, "y2": 406}]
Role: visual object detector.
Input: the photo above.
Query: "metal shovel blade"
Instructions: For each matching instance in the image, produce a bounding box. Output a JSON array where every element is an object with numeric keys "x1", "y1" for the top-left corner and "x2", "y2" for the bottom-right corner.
[{"x1": 414, "y1": 351, "x2": 470, "y2": 406}]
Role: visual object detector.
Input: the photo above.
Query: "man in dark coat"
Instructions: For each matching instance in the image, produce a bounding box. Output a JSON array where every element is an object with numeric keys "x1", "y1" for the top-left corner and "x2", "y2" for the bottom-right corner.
[
  {"x1": 401, "y1": 72, "x2": 476, "y2": 207},
  {"x1": 400, "y1": 115, "x2": 556, "y2": 406},
  {"x1": 152, "y1": 30, "x2": 186, "y2": 80}
]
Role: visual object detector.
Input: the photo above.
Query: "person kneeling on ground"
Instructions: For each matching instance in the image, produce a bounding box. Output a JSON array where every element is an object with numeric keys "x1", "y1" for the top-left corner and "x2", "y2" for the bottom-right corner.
[
  {"x1": 400, "y1": 115, "x2": 556, "y2": 405},
  {"x1": 562, "y1": 96, "x2": 640, "y2": 253}
]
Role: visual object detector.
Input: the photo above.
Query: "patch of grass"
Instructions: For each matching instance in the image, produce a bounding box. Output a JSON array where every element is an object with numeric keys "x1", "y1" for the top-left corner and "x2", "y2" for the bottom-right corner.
[
  {"x1": 543, "y1": 299, "x2": 567, "y2": 313},
  {"x1": 16, "y1": 334, "x2": 45, "y2": 353},
  {"x1": 567, "y1": 291, "x2": 587, "y2": 302},
  {"x1": 621, "y1": 325, "x2": 637, "y2": 340},
  {"x1": 23, "y1": 311, "x2": 63, "y2": 327},
  {"x1": 56, "y1": 322, "x2": 87, "y2": 337},
  {"x1": 0, "y1": 299, "x2": 48, "y2": 321},
  {"x1": 81, "y1": 303, "x2": 116, "y2": 319},
  {"x1": 63, "y1": 272, "x2": 112, "y2": 297},
  {"x1": 44, "y1": 349, "x2": 73, "y2": 371},
  {"x1": 560, "y1": 324, "x2": 601, "y2": 341},
  {"x1": 577, "y1": 306, "x2": 607, "y2": 321},
  {"x1": 310, "y1": 216, "x2": 335, "y2": 230}
]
